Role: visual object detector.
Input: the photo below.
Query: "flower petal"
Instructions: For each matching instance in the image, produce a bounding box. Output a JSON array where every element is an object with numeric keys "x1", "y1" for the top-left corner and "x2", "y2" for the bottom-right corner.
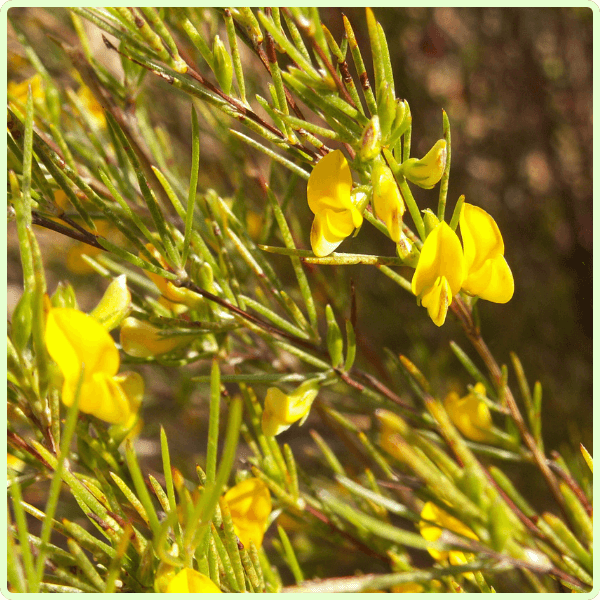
[
  {"x1": 460, "y1": 203, "x2": 504, "y2": 273},
  {"x1": 223, "y1": 478, "x2": 272, "y2": 549},
  {"x1": 444, "y1": 388, "x2": 493, "y2": 443},
  {"x1": 412, "y1": 222, "x2": 465, "y2": 298},
  {"x1": 166, "y1": 568, "x2": 222, "y2": 593},
  {"x1": 310, "y1": 213, "x2": 344, "y2": 257},
  {"x1": 45, "y1": 308, "x2": 120, "y2": 384},
  {"x1": 307, "y1": 150, "x2": 352, "y2": 215},
  {"x1": 421, "y1": 276, "x2": 452, "y2": 327}
]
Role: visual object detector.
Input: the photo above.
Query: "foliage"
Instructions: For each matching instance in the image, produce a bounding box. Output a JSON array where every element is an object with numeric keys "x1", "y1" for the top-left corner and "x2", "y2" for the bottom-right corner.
[{"x1": 7, "y1": 7, "x2": 592, "y2": 593}]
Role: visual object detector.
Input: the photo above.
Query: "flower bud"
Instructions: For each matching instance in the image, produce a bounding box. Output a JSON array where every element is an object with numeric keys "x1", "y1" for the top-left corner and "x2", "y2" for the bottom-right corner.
[
  {"x1": 50, "y1": 281, "x2": 78, "y2": 309},
  {"x1": 377, "y1": 83, "x2": 396, "y2": 142},
  {"x1": 444, "y1": 383, "x2": 493, "y2": 442},
  {"x1": 387, "y1": 100, "x2": 410, "y2": 148},
  {"x1": 401, "y1": 139, "x2": 447, "y2": 189},
  {"x1": 372, "y1": 161, "x2": 405, "y2": 242},
  {"x1": 120, "y1": 317, "x2": 188, "y2": 358},
  {"x1": 359, "y1": 115, "x2": 382, "y2": 162},
  {"x1": 395, "y1": 232, "x2": 419, "y2": 267},
  {"x1": 422, "y1": 208, "x2": 440, "y2": 236},
  {"x1": 89, "y1": 275, "x2": 131, "y2": 331},
  {"x1": 213, "y1": 35, "x2": 233, "y2": 95}
]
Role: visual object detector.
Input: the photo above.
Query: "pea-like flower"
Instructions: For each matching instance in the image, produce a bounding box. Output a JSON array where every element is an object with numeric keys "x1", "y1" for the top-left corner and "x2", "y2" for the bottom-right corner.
[
  {"x1": 307, "y1": 150, "x2": 363, "y2": 257},
  {"x1": 411, "y1": 222, "x2": 465, "y2": 327},
  {"x1": 143, "y1": 244, "x2": 201, "y2": 308},
  {"x1": 120, "y1": 317, "x2": 188, "y2": 358},
  {"x1": 45, "y1": 307, "x2": 141, "y2": 425},
  {"x1": 371, "y1": 162, "x2": 405, "y2": 242},
  {"x1": 460, "y1": 203, "x2": 514, "y2": 303},
  {"x1": 419, "y1": 501, "x2": 478, "y2": 566},
  {"x1": 402, "y1": 139, "x2": 447, "y2": 189},
  {"x1": 164, "y1": 568, "x2": 221, "y2": 593},
  {"x1": 261, "y1": 380, "x2": 320, "y2": 437},
  {"x1": 222, "y1": 478, "x2": 272, "y2": 549},
  {"x1": 444, "y1": 383, "x2": 493, "y2": 443}
]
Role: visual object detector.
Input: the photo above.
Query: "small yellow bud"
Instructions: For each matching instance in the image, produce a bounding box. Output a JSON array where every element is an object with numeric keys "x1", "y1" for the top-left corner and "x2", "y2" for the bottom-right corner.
[
  {"x1": 262, "y1": 380, "x2": 319, "y2": 437},
  {"x1": 359, "y1": 115, "x2": 382, "y2": 161},
  {"x1": 89, "y1": 275, "x2": 131, "y2": 331},
  {"x1": 371, "y1": 162, "x2": 405, "y2": 242},
  {"x1": 402, "y1": 139, "x2": 447, "y2": 189},
  {"x1": 120, "y1": 317, "x2": 188, "y2": 358}
]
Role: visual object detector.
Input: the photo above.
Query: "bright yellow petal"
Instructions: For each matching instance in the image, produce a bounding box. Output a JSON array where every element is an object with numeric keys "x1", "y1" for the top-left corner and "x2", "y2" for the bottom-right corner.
[
  {"x1": 165, "y1": 568, "x2": 221, "y2": 593},
  {"x1": 412, "y1": 222, "x2": 465, "y2": 298},
  {"x1": 310, "y1": 213, "x2": 344, "y2": 257},
  {"x1": 91, "y1": 374, "x2": 137, "y2": 424},
  {"x1": 307, "y1": 150, "x2": 352, "y2": 215},
  {"x1": 45, "y1": 308, "x2": 120, "y2": 384},
  {"x1": 460, "y1": 203, "x2": 504, "y2": 273},
  {"x1": 262, "y1": 382, "x2": 318, "y2": 436},
  {"x1": 323, "y1": 208, "x2": 355, "y2": 239},
  {"x1": 421, "y1": 276, "x2": 452, "y2": 327},
  {"x1": 462, "y1": 250, "x2": 514, "y2": 303},
  {"x1": 223, "y1": 478, "x2": 272, "y2": 548},
  {"x1": 444, "y1": 389, "x2": 493, "y2": 443}
]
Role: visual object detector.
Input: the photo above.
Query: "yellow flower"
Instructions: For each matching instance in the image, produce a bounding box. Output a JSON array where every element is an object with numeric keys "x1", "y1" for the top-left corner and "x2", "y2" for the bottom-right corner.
[
  {"x1": 8, "y1": 73, "x2": 45, "y2": 110},
  {"x1": 444, "y1": 383, "x2": 493, "y2": 443},
  {"x1": 76, "y1": 85, "x2": 106, "y2": 129},
  {"x1": 371, "y1": 162, "x2": 405, "y2": 242},
  {"x1": 164, "y1": 568, "x2": 221, "y2": 593},
  {"x1": 307, "y1": 150, "x2": 363, "y2": 257},
  {"x1": 120, "y1": 317, "x2": 188, "y2": 358},
  {"x1": 223, "y1": 478, "x2": 272, "y2": 549},
  {"x1": 459, "y1": 203, "x2": 514, "y2": 303},
  {"x1": 419, "y1": 502, "x2": 478, "y2": 566},
  {"x1": 411, "y1": 222, "x2": 465, "y2": 327},
  {"x1": 402, "y1": 139, "x2": 447, "y2": 189},
  {"x1": 261, "y1": 380, "x2": 319, "y2": 437},
  {"x1": 45, "y1": 308, "x2": 141, "y2": 425},
  {"x1": 143, "y1": 244, "x2": 200, "y2": 308}
]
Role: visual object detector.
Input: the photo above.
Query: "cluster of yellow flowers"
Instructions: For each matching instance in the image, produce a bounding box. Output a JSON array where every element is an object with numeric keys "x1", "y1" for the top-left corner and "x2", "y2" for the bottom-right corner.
[{"x1": 306, "y1": 148, "x2": 514, "y2": 326}]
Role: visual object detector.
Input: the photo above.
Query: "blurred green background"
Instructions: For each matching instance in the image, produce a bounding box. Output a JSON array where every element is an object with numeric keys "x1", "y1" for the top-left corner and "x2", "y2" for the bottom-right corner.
[{"x1": 8, "y1": 6, "x2": 592, "y2": 530}]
